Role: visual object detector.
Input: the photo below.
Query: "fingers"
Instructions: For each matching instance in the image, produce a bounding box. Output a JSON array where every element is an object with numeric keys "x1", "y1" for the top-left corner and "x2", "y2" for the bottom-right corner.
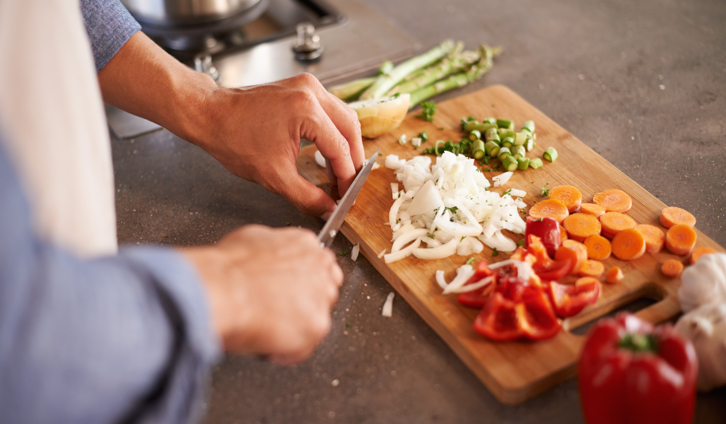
[
  {"x1": 271, "y1": 168, "x2": 337, "y2": 217},
  {"x1": 317, "y1": 91, "x2": 365, "y2": 170}
]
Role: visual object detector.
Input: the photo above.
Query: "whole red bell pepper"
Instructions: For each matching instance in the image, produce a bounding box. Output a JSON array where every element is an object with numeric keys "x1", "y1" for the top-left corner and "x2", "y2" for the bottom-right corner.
[{"x1": 578, "y1": 313, "x2": 698, "y2": 424}]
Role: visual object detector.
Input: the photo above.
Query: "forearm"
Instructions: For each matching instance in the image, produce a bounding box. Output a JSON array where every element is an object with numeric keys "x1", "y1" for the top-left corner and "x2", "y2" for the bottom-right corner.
[{"x1": 98, "y1": 31, "x2": 218, "y2": 146}]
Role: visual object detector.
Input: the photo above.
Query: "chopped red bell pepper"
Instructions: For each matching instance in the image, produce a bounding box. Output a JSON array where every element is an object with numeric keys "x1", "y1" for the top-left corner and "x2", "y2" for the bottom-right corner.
[
  {"x1": 578, "y1": 313, "x2": 698, "y2": 424},
  {"x1": 458, "y1": 261, "x2": 496, "y2": 308},
  {"x1": 525, "y1": 217, "x2": 561, "y2": 257},
  {"x1": 473, "y1": 276, "x2": 561, "y2": 341},
  {"x1": 547, "y1": 277, "x2": 600, "y2": 318}
]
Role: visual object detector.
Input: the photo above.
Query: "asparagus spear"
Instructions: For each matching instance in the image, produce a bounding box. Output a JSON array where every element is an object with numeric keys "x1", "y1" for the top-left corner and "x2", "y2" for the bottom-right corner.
[
  {"x1": 408, "y1": 44, "x2": 500, "y2": 108},
  {"x1": 401, "y1": 41, "x2": 464, "y2": 83},
  {"x1": 329, "y1": 77, "x2": 377, "y2": 101},
  {"x1": 359, "y1": 39, "x2": 456, "y2": 100},
  {"x1": 389, "y1": 49, "x2": 480, "y2": 95},
  {"x1": 328, "y1": 60, "x2": 396, "y2": 101}
]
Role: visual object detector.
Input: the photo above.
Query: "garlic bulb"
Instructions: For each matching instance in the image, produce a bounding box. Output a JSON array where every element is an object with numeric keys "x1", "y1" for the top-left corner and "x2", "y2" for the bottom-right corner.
[
  {"x1": 675, "y1": 303, "x2": 726, "y2": 391},
  {"x1": 678, "y1": 253, "x2": 726, "y2": 313}
]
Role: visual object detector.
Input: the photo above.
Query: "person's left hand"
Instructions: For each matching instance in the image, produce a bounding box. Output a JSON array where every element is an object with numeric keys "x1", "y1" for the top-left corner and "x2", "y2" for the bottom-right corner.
[{"x1": 190, "y1": 73, "x2": 364, "y2": 218}]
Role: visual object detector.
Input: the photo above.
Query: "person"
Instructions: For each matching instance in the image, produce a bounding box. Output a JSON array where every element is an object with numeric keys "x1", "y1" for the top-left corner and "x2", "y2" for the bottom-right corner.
[{"x1": 0, "y1": 0, "x2": 363, "y2": 422}]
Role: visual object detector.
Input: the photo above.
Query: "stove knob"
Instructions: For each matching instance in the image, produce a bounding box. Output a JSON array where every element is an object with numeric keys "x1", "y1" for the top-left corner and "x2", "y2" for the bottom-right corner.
[
  {"x1": 292, "y1": 22, "x2": 323, "y2": 61},
  {"x1": 194, "y1": 55, "x2": 220, "y2": 84}
]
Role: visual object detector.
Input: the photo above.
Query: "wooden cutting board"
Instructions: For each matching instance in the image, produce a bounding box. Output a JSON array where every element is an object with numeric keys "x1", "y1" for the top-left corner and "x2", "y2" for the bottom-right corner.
[{"x1": 296, "y1": 85, "x2": 725, "y2": 404}]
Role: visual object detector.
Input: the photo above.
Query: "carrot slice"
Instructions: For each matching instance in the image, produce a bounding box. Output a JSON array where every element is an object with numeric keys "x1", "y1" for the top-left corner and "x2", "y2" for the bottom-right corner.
[
  {"x1": 690, "y1": 246, "x2": 716, "y2": 264},
  {"x1": 600, "y1": 212, "x2": 637, "y2": 239},
  {"x1": 665, "y1": 224, "x2": 697, "y2": 256},
  {"x1": 611, "y1": 228, "x2": 646, "y2": 260},
  {"x1": 529, "y1": 199, "x2": 569, "y2": 223},
  {"x1": 584, "y1": 234, "x2": 612, "y2": 260},
  {"x1": 634, "y1": 224, "x2": 665, "y2": 254},
  {"x1": 549, "y1": 185, "x2": 583, "y2": 213},
  {"x1": 579, "y1": 259, "x2": 605, "y2": 278},
  {"x1": 563, "y1": 213, "x2": 602, "y2": 242},
  {"x1": 561, "y1": 228, "x2": 568, "y2": 243},
  {"x1": 660, "y1": 206, "x2": 696, "y2": 228},
  {"x1": 606, "y1": 266, "x2": 624, "y2": 284},
  {"x1": 555, "y1": 240, "x2": 588, "y2": 274},
  {"x1": 661, "y1": 259, "x2": 684, "y2": 278},
  {"x1": 593, "y1": 189, "x2": 632, "y2": 213},
  {"x1": 580, "y1": 203, "x2": 606, "y2": 218}
]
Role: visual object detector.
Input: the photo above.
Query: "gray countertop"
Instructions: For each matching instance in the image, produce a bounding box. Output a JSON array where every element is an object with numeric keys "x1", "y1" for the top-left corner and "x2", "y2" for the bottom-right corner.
[{"x1": 111, "y1": 0, "x2": 726, "y2": 422}]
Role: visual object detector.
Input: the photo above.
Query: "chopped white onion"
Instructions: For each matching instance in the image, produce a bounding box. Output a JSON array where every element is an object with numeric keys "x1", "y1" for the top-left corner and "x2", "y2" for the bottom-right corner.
[
  {"x1": 412, "y1": 238, "x2": 458, "y2": 260},
  {"x1": 391, "y1": 229, "x2": 429, "y2": 252},
  {"x1": 435, "y1": 270, "x2": 448, "y2": 289},
  {"x1": 411, "y1": 137, "x2": 421, "y2": 148},
  {"x1": 315, "y1": 150, "x2": 326, "y2": 167},
  {"x1": 441, "y1": 265, "x2": 476, "y2": 294},
  {"x1": 510, "y1": 188, "x2": 527, "y2": 198},
  {"x1": 377, "y1": 249, "x2": 386, "y2": 258},
  {"x1": 448, "y1": 275, "x2": 494, "y2": 294},
  {"x1": 351, "y1": 244, "x2": 360, "y2": 261},
  {"x1": 385, "y1": 238, "x2": 422, "y2": 263},
  {"x1": 492, "y1": 172, "x2": 513, "y2": 187},
  {"x1": 384, "y1": 151, "x2": 524, "y2": 263},
  {"x1": 382, "y1": 292, "x2": 395, "y2": 317}
]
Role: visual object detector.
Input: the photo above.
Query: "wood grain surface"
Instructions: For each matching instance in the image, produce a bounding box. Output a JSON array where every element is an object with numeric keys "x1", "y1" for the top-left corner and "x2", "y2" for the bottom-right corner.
[{"x1": 296, "y1": 85, "x2": 725, "y2": 404}]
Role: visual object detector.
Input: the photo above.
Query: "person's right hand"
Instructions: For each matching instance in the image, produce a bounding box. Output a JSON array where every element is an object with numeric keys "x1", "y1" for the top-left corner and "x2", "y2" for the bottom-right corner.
[{"x1": 181, "y1": 224, "x2": 342, "y2": 364}]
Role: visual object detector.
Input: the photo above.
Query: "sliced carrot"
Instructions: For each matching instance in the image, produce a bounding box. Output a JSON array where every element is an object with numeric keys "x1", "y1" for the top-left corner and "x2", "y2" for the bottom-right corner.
[
  {"x1": 611, "y1": 228, "x2": 646, "y2": 260},
  {"x1": 584, "y1": 234, "x2": 612, "y2": 260},
  {"x1": 579, "y1": 259, "x2": 605, "y2": 277},
  {"x1": 665, "y1": 224, "x2": 697, "y2": 256},
  {"x1": 563, "y1": 213, "x2": 602, "y2": 242},
  {"x1": 561, "y1": 228, "x2": 568, "y2": 243},
  {"x1": 593, "y1": 189, "x2": 632, "y2": 213},
  {"x1": 661, "y1": 259, "x2": 684, "y2": 278},
  {"x1": 548, "y1": 185, "x2": 583, "y2": 213},
  {"x1": 529, "y1": 199, "x2": 569, "y2": 223},
  {"x1": 690, "y1": 246, "x2": 717, "y2": 264},
  {"x1": 580, "y1": 203, "x2": 606, "y2": 218},
  {"x1": 555, "y1": 239, "x2": 588, "y2": 274},
  {"x1": 634, "y1": 224, "x2": 665, "y2": 254},
  {"x1": 600, "y1": 212, "x2": 637, "y2": 239},
  {"x1": 606, "y1": 266, "x2": 624, "y2": 284},
  {"x1": 660, "y1": 206, "x2": 696, "y2": 228}
]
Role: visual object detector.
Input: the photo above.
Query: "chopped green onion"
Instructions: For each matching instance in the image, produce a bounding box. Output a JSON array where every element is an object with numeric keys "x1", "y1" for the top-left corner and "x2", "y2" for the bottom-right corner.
[
  {"x1": 544, "y1": 147, "x2": 558, "y2": 162},
  {"x1": 466, "y1": 257, "x2": 475, "y2": 265},
  {"x1": 517, "y1": 157, "x2": 530, "y2": 170},
  {"x1": 512, "y1": 145, "x2": 526, "y2": 158},
  {"x1": 418, "y1": 131, "x2": 429, "y2": 142},
  {"x1": 472, "y1": 139, "x2": 486, "y2": 160},
  {"x1": 501, "y1": 137, "x2": 514, "y2": 148},
  {"x1": 525, "y1": 136, "x2": 535, "y2": 152},
  {"x1": 434, "y1": 140, "x2": 446, "y2": 156},
  {"x1": 469, "y1": 130, "x2": 482, "y2": 141},
  {"x1": 483, "y1": 117, "x2": 497, "y2": 125},
  {"x1": 521, "y1": 120, "x2": 535, "y2": 133},
  {"x1": 514, "y1": 132, "x2": 528, "y2": 146},
  {"x1": 497, "y1": 147, "x2": 511, "y2": 161},
  {"x1": 485, "y1": 140, "x2": 500, "y2": 157},
  {"x1": 530, "y1": 158, "x2": 543, "y2": 169},
  {"x1": 496, "y1": 119, "x2": 514, "y2": 130},
  {"x1": 502, "y1": 155, "x2": 519, "y2": 171}
]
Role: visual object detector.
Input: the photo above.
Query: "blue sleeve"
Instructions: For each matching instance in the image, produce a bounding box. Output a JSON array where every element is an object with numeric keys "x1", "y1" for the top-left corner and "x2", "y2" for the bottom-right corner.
[
  {"x1": 80, "y1": 0, "x2": 142, "y2": 72},
  {"x1": 0, "y1": 135, "x2": 221, "y2": 424}
]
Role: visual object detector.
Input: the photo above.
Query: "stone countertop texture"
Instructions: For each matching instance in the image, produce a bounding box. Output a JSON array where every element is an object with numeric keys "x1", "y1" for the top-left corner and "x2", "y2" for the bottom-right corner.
[{"x1": 111, "y1": 0, "x2": 726, "y2": 422}]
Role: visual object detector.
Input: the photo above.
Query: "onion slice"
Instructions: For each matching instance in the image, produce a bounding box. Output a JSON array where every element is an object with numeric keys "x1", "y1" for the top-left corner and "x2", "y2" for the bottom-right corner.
[{"x1": 381, "y1": 292, "x2": 395, "y2": 317}]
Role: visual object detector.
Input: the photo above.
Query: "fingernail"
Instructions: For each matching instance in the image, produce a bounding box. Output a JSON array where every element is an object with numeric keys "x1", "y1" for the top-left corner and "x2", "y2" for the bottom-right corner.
[{"x1": 321, "y1": 209, "x2": 334, "y2": 221}]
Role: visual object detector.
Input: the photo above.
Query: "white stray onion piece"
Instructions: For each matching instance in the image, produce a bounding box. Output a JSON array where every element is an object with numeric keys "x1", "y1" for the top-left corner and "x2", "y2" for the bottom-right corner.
[
  {"x1": 351, "y1": 244, "x2": 360, "y2": 261},
  {"x1": 440, "y1": 265, "x2": 475, "y2": 294},
  {"x1": 382, "y1": 292, "x2": 395, "y2": 317},
  {"x1": 315, "y1": 150, "x2": 326, "y2": 168},
  {"x1": 377, "y1": 249, "x2": 386, "y2": 258},
  {"x1": 492, "y1": 172, "x2": 513, "y2": 187}
]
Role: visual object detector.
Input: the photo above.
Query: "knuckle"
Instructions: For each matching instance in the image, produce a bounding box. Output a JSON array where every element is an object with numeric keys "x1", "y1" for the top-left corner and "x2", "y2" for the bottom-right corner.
[
  {"x1": 290, "y1": 90, "x2": 316, "y2": 109},
  {"x1": 296, "y1": 72, "x2": 320, "y2": 87}
]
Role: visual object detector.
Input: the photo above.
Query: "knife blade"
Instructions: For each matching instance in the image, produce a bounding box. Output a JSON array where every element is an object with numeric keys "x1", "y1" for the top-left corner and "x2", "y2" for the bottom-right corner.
[{"x1": 318, "y1": 148, "x2": 380, "y2": 248}]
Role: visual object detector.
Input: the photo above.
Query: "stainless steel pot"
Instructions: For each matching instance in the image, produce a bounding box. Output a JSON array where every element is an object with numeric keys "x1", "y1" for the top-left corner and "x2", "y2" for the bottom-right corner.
[{"x1": 121, "y1": 0, "x2": 265, "y2": 25}]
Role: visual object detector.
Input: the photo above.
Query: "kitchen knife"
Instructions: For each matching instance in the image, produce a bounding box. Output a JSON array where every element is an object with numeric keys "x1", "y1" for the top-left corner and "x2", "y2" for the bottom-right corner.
[{"x1": 318, "y1": 148, "x2": 380, "y2": 248}]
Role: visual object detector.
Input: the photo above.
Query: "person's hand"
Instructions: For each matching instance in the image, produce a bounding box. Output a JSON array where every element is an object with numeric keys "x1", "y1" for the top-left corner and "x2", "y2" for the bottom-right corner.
[
  {"x1": 191, "y1": 73, "x2": 364, "y2": 218},
  {"x1": 181, "y1": 225, "x2": 342, "y2": 364}
]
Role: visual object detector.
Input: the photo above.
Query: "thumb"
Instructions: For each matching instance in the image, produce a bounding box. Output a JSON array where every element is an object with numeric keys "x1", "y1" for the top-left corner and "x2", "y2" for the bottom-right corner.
[{"x1": 279, "y1": 173, "x2": 337, "y2": 217}]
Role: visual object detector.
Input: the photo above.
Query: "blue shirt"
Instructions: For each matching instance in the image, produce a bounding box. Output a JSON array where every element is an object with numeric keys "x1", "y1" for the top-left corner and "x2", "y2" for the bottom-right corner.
[{"x1": 0, "y1": 2, "x2": 220, "y2": 423}]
